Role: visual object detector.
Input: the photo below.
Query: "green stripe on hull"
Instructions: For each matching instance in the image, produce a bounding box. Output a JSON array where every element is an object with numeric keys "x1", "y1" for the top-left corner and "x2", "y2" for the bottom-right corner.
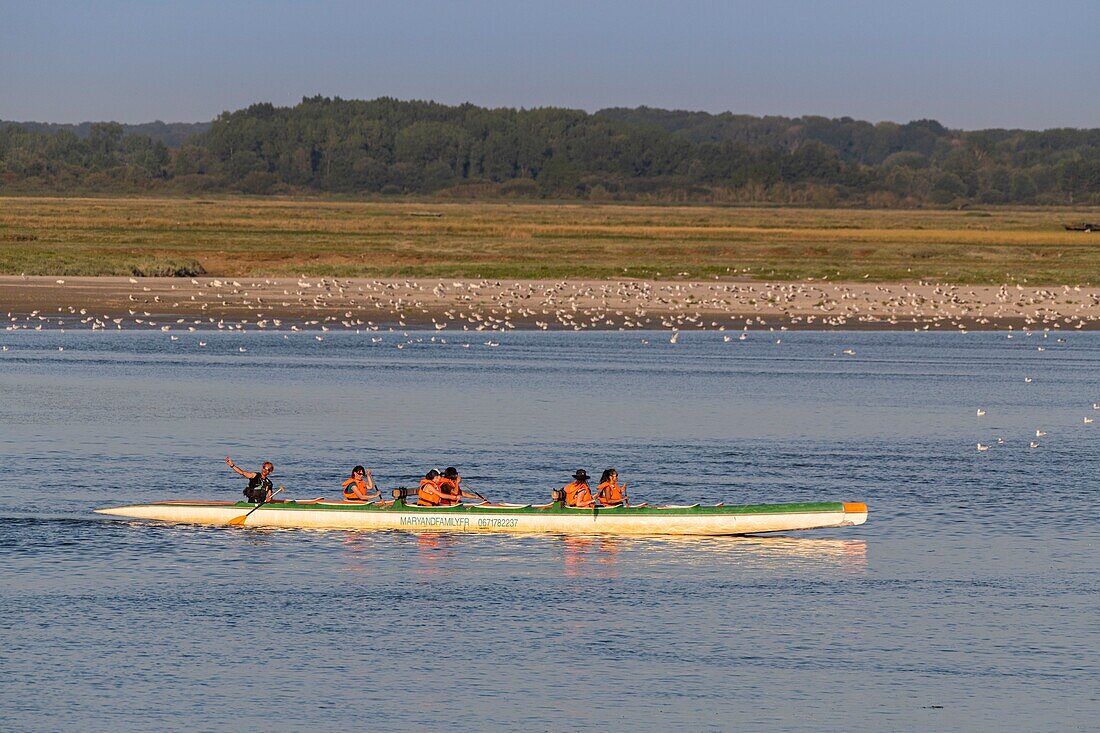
[{"x1": 151, "y1": 500, "x2": 847, "y2": 516}]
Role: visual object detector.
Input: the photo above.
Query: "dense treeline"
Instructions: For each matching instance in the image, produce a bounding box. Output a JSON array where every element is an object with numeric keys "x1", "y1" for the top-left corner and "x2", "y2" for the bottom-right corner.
[
  {"x1": 3, "y1": 96, "x2": 1100, "y2": 206},
  {"x1": 0, "y1": 120, "x2": 210, "y2": 148}
]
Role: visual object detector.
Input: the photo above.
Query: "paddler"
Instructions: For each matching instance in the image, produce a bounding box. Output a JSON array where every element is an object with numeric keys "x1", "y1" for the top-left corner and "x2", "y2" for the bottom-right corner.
[
  {"x1": 596, "y1": 468, "x2": 628, "y2": 506},
  {"x1": 342, "y1": 465, "x2": 380, "y2": 502},
  {"x1": 436, "y1": 466, "x2": 487, "y2": 505},
  {"x1": 416, "y1": 469, "x2": 445, "y2": 506},
  {"x1": 562, "y1": 469, "x2": 595, "y2": 508},
  {"x1": 226, "y1": 456, "x2": 274, "y2": 503}
]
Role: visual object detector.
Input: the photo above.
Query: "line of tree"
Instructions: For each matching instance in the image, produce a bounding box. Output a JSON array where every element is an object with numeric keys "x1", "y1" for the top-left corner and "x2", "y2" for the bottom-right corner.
[
  {"x1": 2, "y1": 96, "x2": 1100, "y2": 206},
  {"x1": 0, "y1": 119, "x2": 210, "y2": 148}
]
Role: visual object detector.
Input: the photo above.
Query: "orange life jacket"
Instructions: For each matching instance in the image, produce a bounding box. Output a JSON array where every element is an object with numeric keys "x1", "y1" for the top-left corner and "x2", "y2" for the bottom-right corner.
[
  {"x1": 436, "y1": 477, "x2": 461, "y2": 506},
  {"x1": 417, "y1": 477, "x2": 443, "y2": 506},
  {"x1": 342, "y1": 477, "x2": 370, "y2": 500},
  {"x1": 597, "y1": 480, "x2": 625, "y2": 505},
  {"x1": 563, "y1": 481, "x2": 593, "y2": 507}
]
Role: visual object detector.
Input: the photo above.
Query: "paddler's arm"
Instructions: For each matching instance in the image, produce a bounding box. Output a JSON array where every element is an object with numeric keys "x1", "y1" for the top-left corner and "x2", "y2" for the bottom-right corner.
[
  {"x1": 607, "y1": 483, "x2": 628, "y2": 505},
  {"x1": 359, "y1": 472, "x2": 381, "y2": 500},
  {"x1": 226, "y1": 456, "x2": 256, "y2": 479}
]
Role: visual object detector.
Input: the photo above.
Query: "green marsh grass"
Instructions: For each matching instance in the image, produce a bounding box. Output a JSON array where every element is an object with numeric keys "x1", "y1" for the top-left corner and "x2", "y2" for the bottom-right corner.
[{"x1": 2, "y1": 195, "x2": 1099, "y2": 283}]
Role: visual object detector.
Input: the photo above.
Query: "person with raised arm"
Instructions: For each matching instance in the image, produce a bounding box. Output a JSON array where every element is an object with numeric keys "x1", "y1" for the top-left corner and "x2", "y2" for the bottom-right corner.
[{"x1": 225, "y1": 456, "x2": 274, "y2": 503}]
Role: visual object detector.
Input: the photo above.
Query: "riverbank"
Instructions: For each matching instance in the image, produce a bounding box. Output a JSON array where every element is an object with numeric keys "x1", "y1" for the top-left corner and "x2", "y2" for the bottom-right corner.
[{"x1": 4, "y1": 275, "x2": 1099, "y2": 331}]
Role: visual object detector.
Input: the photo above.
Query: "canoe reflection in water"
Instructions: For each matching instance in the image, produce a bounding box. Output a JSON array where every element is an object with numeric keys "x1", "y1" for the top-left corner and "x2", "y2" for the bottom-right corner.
[
  {"x1": 335, "y1": 530, "x2": 461, "y2": 575},
  {"x1": 561, "y1": 535, "x2": 867, "y2": 576},
  {"x1": 414, "y1": 532, "x2": 456, "y2": 576},
  {"x1": 562, "y1": 537, "x2": 620, "y2": 578},
  {"x1": 333, "y1": 531, "x2": 867, "y2": 577}
]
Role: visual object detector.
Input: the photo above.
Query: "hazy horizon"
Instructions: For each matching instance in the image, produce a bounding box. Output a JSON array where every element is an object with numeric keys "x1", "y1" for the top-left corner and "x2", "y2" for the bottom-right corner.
[{"x1": 3, "y1": 1, "x2": 1099, "y2": 130}]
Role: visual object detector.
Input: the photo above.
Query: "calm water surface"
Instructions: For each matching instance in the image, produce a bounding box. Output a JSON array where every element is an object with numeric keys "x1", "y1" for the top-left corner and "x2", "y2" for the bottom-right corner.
[{"x1": 1, "y1": 329, "x2": 1097, "y2": 732}]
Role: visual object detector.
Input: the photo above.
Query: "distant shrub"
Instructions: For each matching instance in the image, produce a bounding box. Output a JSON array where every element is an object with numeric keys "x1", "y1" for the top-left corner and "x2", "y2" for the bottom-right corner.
[
  {"x1": 500, "y1": 178, "x2": 539, "y2": 197},
  {"x1": 865, "y1": 191, "x2": 901, "y2": 208},
  {"x1": 587, "y1": 184, "x2": 613, "y2": 201},
  {"x1": 437, "y1": 181, "x2": 499, "y2": 198},
  {"x1": 173, "y1": 173, "x2": 223, "y2": 193},
  {"x1": 930, "y1": 173, "x2": 967, "y2": 204},
  {"x1": 237, "y1": 171, "x2": 279, "y2": 195}
]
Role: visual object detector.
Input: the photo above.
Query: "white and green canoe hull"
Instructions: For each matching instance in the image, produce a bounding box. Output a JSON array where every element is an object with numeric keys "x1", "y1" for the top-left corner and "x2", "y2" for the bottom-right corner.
[{"x1": 95, "y1": 500, "x2": 868, "y2": 536}]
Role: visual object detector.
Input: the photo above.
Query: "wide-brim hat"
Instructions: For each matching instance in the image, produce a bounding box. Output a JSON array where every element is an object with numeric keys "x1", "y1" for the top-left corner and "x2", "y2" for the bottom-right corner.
[{"x1": 572, "y1": 469, "x2": 590, "y2": 481}]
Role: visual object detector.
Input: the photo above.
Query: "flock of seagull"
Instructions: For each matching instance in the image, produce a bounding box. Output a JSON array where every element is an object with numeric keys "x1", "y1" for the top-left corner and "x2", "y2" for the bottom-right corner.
[
  {"x1": 974, "y1": 368, "x2": 1098, "y2": 452},
  {"x1": 5, "y1": 276, "x2": 1100, "y2": 336}
]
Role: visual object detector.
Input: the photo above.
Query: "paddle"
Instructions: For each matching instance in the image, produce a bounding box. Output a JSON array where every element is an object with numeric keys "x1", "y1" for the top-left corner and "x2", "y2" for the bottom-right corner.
[
  {"x1": 458, "y1": 485, "x2": 490, "y2": 504},
  {"x1": 450, "y1": 479, "x2": 489, "y2": 504},
  {"x1": 228, "y1": 486, "x2": 284, "y2": 526}
]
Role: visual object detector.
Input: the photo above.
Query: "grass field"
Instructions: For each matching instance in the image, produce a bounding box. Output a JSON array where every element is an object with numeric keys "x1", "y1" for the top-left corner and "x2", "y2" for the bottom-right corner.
[{"x1": 2, "y1": 195, "x2": 1100, "y2": 283}]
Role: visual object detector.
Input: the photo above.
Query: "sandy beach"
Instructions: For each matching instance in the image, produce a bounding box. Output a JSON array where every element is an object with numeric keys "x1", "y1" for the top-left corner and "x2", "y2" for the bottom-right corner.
[{"x1": 4, "y1": 275, "x2": 1100, "y2": 332}]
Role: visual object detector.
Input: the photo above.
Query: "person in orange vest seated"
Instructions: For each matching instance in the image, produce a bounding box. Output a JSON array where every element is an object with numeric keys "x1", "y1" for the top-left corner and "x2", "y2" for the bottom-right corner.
[
  {"x1": 562, "y1": 469, "x2": 596, "y2": 507},
  {"x1": 596, "y1": 468, "x2": 628, "y2": 506},
  {"x1": 417, "y1": 469, "x2": 445, "y2": 506},
  {"x1": 435, "y1": 466, "x2": 486, "y2": 505},
  {"x1": 342, "y1": 465, "x2": 380, "y2": 501}
]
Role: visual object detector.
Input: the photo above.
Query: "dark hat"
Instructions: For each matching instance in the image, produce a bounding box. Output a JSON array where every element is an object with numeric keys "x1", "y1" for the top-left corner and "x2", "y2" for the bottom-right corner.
[{"x1": 572, "y1": 469, "x2": 590, "y2": 481}]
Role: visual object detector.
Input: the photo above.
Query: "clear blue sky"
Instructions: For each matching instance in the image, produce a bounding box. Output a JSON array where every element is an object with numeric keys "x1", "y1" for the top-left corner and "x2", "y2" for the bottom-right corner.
[{"x1": 2, "y1": 0, "x2": 1098, "y2": 129}]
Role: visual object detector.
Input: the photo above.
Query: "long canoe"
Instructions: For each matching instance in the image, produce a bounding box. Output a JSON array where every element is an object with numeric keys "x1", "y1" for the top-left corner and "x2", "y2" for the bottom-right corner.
[{"x1": 95, "y1": 499, "x2": 868, "y2": 536}]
